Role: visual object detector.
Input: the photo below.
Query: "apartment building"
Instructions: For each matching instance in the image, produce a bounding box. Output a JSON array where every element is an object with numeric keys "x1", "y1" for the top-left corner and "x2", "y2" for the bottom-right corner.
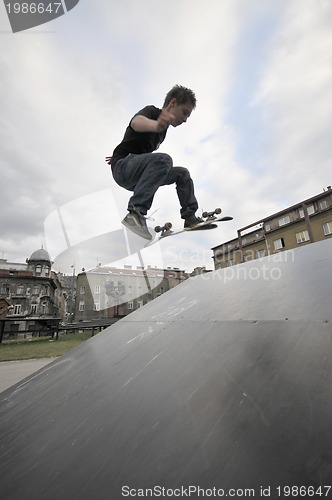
[
  {"x1": 0, "y1": 248, "x2": 64, "y2": 337},
  {"x1": 75, "y1": 265, "x2": 190, "y2": 321},
  {"x1": 212, "y1": 187, "x2": 332, "y2": 269}
]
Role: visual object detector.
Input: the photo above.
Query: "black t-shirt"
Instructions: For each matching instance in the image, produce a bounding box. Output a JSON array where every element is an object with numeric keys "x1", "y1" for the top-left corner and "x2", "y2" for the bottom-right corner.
[{"x1": 111, "y1": 105, "x2": 167, "y2": 168}]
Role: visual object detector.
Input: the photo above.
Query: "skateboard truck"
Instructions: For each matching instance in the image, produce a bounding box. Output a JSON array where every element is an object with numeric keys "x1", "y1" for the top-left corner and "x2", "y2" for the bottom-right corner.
[
  {"x1": 145, "y1": 212, "x2": 233, "y2": 248},
  {"x1": 154, "y1": 222, "x2": 173, "y2": 237},
  {"x1": 202, "y1": 208, "x2": 222, "y2": 221}
]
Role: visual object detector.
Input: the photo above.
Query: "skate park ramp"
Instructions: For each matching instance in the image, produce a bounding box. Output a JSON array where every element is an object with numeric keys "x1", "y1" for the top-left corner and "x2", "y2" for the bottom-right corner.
[{"x1": 0, "y1": 239, "x2": 331, "y2": 499}]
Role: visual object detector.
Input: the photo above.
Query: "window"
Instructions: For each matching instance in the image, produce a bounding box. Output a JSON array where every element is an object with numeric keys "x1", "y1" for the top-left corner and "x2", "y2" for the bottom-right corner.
[
  {"x1": 79, "y1": 301, "x2": 85, "y2": 311},
  {"x1": 32, "y1": 286, "x2": 40, "y2": 295},
  {"x1": 31, "y1": 304, "x2": 38, "y2": 314},
  {"x1": 80, "y1": 286, "x2": 86, "y2": 294},
  {"x1": 16, "y1": 285, "x2": 24, "y2": 295},
  {"x1": 264, "y1": 224, "x2": 271, "y2": 232},
  {"x1": 278, "y1": 216, "x2": 290, "y2": 227},
  {"x1": 95, "y1": 285, "x2": 101, "y2": 294},
  {"x1": 93, "y1": 302, "x2": 100, "y2": 311},
  {"x1": 44, "y1": 266, "x2": 50, "y2": 276},
  {"x1": 127, "y1": 301, "x2": 134, "y2": 310},
  {"x1": 138, "y1": 301, "x2": 143, "y2": 308},
  {"x1": 296, "y1": 230, "x2": 310, "y2": 244},
  {"x1": 323, "y1": 222, "x2": 332, "y2": 236},
  {"x1": 13, "y1": 304, "x2": 22, "y2": 315},
  {"x1": 35, "y1": 265, "x2": 42, "y2": 275},
  {"x1": 299, "y1": 205, "x2": 315, "y2": 218},
  {"x1": 274, "y1": 238, "x2": 285, "y2": 250},
  {"x1": 319, "y1": 200, "x2": 328, "y2": 210}
]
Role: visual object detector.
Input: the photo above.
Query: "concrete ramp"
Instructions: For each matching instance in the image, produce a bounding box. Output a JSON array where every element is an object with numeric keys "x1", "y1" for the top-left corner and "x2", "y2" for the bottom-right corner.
[{"x1": 0, "y1": 239, "x2": 331, "y2": 499}]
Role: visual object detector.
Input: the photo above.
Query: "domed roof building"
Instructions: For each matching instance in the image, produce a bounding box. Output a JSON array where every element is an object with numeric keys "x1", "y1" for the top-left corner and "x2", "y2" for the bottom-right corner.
[
  {"x1": 26, "y1": 247, "x2": 53, "y2": 278},
  {"x1": 28, "y1": 248, "x2": 52, "y2": 263},
  {"x1": 0, "y1": 247, "x2": 63, "y2": 339}
]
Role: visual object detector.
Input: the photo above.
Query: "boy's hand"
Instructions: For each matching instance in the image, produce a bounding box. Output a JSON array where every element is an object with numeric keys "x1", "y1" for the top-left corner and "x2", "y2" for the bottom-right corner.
[
  {"x1": 131, "y1": 103, "x2": 175, "y2": 133},
  {"x1": 156, "y1": 106, "x2": 175, "y2": 131}
]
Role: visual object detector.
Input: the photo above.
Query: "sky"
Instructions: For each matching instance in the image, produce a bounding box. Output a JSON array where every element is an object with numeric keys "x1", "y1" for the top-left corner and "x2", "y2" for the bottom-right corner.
[{"x1": 0, "y1": 0, "x2": 331, "y2": 274}]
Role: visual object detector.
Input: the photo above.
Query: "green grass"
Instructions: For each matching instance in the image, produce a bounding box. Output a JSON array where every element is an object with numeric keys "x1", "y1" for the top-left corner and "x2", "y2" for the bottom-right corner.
[{"x1": 0, "y1": 331, "x2": 94, "y2": 362}]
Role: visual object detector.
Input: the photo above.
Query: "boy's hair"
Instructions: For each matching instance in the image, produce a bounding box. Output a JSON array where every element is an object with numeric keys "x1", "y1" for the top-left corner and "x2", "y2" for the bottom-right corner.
[{"x1": 163, "y1": 85, "x2": 197, "y2": 108}]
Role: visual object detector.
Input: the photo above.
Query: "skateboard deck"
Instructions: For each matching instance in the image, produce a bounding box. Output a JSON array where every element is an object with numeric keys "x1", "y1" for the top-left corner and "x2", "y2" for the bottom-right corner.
[{"x1": 145, "y1": 209, "x2": 233, "y2": 247}]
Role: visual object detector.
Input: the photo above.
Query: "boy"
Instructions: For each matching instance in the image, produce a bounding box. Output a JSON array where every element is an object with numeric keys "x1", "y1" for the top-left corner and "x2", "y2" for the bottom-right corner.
[{"x1": 106, "y1": 85, "x2": 208, "y2": 240}]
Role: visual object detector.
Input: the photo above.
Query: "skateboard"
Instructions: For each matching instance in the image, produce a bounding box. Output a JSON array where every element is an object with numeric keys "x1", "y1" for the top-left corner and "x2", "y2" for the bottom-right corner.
[{"x1": 145, "y1": 209, "x2": 233, "y2": 247}]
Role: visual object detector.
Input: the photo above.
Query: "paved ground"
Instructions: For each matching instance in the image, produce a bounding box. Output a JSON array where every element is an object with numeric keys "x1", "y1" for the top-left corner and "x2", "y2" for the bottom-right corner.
[{"x1": 0, "y1": 358, "x2": 57, "y2": 393}]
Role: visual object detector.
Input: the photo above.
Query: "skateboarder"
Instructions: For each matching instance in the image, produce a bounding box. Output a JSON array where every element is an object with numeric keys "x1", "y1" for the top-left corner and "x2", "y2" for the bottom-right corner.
[{"x1": 105, "y1": 85, "x2": 209, "y2": 240}]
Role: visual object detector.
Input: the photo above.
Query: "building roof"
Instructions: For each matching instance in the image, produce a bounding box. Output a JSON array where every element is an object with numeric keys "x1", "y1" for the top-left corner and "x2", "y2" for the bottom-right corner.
[
  {"x1": 28, "y1": 248, "x2": 51, "y2": 263},
  {"x1": 79, "y1": 266, "x2": 189, "y2": 279},
  {"x1": 0, "y1": 259, "x2": 28, "y2": 271}
]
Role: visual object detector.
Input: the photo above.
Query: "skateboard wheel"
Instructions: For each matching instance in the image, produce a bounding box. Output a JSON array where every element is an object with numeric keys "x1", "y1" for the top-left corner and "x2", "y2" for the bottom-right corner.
[
  {"x1": 215, "y1": 208, "x2": 222, "y2": 214},
  {"x1": 155, "y1": 225, "x2": 161, "y2": 233},
  {"x1": 165, "y1": 222, "x2": 172, "y2": 230},
  {"x1": 202, "y1": 211, "x2": 208, "y2": 218}
]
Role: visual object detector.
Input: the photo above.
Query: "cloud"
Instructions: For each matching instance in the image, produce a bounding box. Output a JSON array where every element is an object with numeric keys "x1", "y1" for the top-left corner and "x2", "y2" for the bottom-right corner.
[
  {"x1": 244, "y1": 0, "x2": 332, "y2": 200},
  {"x1": 0, "y1": 0, "x2": 331, "y2": 271}
]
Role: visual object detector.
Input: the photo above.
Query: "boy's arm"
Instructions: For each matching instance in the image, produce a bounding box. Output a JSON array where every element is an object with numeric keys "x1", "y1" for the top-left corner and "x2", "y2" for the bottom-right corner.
[{"x1": 131, "y1": 105, "x2": 175, "y2": 133}]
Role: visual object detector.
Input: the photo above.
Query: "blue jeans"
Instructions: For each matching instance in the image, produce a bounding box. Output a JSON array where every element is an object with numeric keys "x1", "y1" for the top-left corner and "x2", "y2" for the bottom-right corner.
[{"x1": 112, "y1": 152, "x2": 199, "y2": 218}]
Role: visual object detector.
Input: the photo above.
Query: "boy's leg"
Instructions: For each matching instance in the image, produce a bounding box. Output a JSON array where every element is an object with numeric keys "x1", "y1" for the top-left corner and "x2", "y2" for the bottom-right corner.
[
  {"x1": 112, "y1": 152, "x2": 173, "y2": 215},
  {"x1": 112, "y1": 152, "x2": 173, "y2": 240},
  {"x1": 161, "y1": 166, "x2": 199, "y2": 219}
]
